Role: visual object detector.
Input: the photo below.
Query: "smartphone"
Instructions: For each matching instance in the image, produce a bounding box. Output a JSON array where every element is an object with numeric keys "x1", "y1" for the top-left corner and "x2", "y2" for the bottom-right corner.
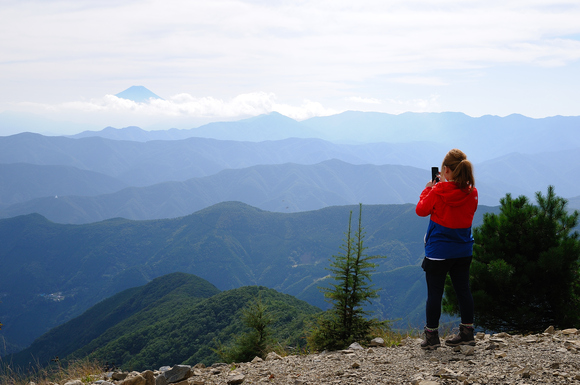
[{"x1": 431, "y1": 167, "x2": 440, "y2": 183}]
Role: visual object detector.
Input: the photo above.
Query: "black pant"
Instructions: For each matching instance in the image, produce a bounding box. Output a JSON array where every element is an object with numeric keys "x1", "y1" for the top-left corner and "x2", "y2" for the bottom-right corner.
[{"x1": 422, "y1": 256, "x2": 474, "y2": 329}]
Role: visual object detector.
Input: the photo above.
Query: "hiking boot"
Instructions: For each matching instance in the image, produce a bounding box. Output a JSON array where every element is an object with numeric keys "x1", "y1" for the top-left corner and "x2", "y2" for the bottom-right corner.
[
  {"x1": 421, "y1": 327, "x2": 441, "y2": 350},
  {"x1": 445, "y1": 324, "x2": 476, "y2": 347}
]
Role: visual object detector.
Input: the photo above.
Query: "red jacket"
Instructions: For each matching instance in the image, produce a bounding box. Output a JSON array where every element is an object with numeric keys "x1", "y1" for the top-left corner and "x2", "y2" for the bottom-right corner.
[{"x1": 416, "y1": 182, "x2": 478, "y2": 259}]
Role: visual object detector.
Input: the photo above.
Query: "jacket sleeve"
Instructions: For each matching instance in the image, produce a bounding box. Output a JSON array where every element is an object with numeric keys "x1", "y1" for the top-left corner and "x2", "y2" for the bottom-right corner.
[{"x1": 416, "y1": 187, "x2": 436, "y2": 217}]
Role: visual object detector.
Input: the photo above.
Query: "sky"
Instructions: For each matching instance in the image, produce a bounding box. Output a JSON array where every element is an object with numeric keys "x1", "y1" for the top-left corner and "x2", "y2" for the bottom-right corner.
[{"x1": 1, "y1": 0, "x2": 580, "y2": 135}]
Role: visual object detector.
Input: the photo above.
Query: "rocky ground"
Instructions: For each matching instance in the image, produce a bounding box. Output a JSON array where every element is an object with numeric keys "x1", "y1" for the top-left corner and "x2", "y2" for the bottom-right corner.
[{"x1": 86, "y1": 327, "x2": 579, "y2": 385}]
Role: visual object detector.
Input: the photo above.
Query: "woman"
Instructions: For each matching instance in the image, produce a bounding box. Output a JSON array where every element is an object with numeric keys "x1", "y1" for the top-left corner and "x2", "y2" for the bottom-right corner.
[{"x1": 416, "y1": 148, "x2": 478, "y2": 350}]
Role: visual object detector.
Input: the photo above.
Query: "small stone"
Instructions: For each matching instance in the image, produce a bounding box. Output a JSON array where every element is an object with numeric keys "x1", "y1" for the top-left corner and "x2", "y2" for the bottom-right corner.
[
  {"x1": 545, "y1": 325, "x2": 556, "y2": 334},
  {"x1": 64, "y1": 381, "x2": 83, "y2": 385},
  {"x1": 369, "y1": 337, "x2": 385, "y2": 347},
  {"x1": 411, "y1": 373, "x2": 424, "y2": 382},
  {"x1": 348, "y1": 342, "x2": 364, "y2": 350},
  {"x1": 120, "y1": 375, "x2": 146, "y2": 385},
  {"x1": 461, "y1": 345, "x2": 475, "y2": 356},
  {"x1": 495, "y1": 352, "x2": 507, "y2": 359},
  {"x1": 266, "y1": 352, "x2": 282, "y2": 361},
  {"x1": 351, "y1": 362, "x2": 360, "y2": 369},
  {"x1": 251, "y1": 356, "x2": 263, "y2": 363},
  {"x1": 112, "y1": 373, "x2": 129, "y2": 381},
  {"x1": 435, "y1": 368, "x2": 455, "y2": 377},
  {"x1": 516, "y1": 367, "x2": 535, "y2": 378},
  {"x1": 562, "y1": 328, "x2": 578, "y2": 335},
  {"x1": 226, "y1": 374, "x2": 245, "y2": 385}
]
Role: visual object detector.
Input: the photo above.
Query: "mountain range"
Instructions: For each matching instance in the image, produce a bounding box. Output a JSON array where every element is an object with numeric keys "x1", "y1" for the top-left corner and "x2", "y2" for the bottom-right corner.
[
  {"x1": 67, "y1": 111, "x2": 580, "y2": 161},
  {"x1": 1, "y1": 108, "x2": 579, "y2": 367},
  {"x1": 1, "y1": 153, "x2": 576, "y2": 224},
  {"x1": 0, "y1": 201, "x2": 499, "y2": 357},
  {"x1": 1, "y1": 114, "x2": 579, "y2": 224}
]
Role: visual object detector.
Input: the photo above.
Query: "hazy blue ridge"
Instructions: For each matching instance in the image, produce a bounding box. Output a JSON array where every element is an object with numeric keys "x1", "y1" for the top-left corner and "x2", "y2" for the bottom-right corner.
[
  {"x1": 65, "y1": 112, "x2": 580, "y2": 162},
  {"x1": 0, "y1": 160, "x2": 427, "y2": 224},
  {"x1": 0, "y1": 133, "x2": 448, "y2": 186},
  {"x1": 1, "y1": 150, "x2": 578, "y2": 224},
  {"x1": 0, "y1": 163, "x2": 128, "y2": 207},
  {"x1": 300, "y1": 111, "x2": 580, "y2": 160}
]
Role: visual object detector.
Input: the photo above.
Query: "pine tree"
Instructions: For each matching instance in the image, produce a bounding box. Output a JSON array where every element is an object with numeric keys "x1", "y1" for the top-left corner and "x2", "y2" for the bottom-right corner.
[
  {"x1": 443, "y1": 186, "x2": 580, "y2": 332},
  {"x1": 216, "y1": 296, "x2": 274, "y2": 363},
  {"x1": 309, "y1": 204, "x2": 385, "y2": 350}
]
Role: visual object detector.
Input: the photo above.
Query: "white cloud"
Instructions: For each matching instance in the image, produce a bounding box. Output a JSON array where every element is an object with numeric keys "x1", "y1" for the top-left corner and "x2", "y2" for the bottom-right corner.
[
  {"x1": 1, "y1": 0, "x2": 580, "y2": 123},
  {"x1": 4, "y1": 0, "x2": 580, "y2": 77},
  {"x1": 16, "y1": 92, "x2": 339, "y2": 123}
]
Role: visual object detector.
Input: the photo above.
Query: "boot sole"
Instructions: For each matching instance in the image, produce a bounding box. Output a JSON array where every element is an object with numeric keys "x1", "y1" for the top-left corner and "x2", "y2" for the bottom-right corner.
[
  {"x1": 421, "y1": 344, "x2": 441, "y2": 350},
  {"x1": 445, "y1": 340, "x2": 476, "y2": 347}
]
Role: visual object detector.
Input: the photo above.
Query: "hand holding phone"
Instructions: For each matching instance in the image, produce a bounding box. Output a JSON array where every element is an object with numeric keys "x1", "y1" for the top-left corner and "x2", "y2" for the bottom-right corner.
[{"x1": 431, "y1": 167, "x2": 440, "y2": 183}]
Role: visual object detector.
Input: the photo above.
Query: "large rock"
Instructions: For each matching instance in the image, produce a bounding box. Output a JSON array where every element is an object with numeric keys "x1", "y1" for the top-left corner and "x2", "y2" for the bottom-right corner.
[
  {"x1": 160, "y1": 365, "x2": 192, "y2": 384},
  {"x1": 141, "y1": 370, "x2": 155, "y2": 385},
  {"x1": 120, "y1": 375, "x2": 146, "y2": 385},
  {"x1": 112, "y1": 373, "x2": 128, "y2": 381}
]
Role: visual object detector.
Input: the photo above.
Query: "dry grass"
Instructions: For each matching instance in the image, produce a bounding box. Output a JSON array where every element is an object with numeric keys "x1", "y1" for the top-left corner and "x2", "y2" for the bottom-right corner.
[
  {"x1": 368, "y1": 325, "x2": 414, "y2": 347},
  {"x1": 0, "y1": 359, "x2": 104, "y2": 385}
]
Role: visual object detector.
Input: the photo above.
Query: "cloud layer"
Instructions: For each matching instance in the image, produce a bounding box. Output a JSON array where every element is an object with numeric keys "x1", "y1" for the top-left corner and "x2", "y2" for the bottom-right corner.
[{"x1": 1, "y1": 0, "x2": 580, "y2": 131}]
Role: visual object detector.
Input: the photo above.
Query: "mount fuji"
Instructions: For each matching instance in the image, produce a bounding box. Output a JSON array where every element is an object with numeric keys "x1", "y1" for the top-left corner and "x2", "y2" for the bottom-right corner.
[{"x1": 114, "y1": 86, "x2": 163, "y2": 103}]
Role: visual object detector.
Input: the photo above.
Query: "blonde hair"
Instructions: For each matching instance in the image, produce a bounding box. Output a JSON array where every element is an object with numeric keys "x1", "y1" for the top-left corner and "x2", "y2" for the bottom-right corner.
[{"x1": 442, "y1": 148, "x2": 475, "y2": 192}]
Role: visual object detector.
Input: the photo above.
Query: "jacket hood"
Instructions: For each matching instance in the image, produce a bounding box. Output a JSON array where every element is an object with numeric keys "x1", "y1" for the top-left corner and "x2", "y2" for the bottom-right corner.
[{"x1": 431, "y1": 182, "x2": 474, "y2": 207}]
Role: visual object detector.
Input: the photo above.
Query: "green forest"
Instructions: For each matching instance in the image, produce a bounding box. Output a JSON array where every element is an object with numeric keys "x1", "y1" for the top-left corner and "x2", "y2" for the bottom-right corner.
[{"x1": 8, "y1": 273, "x2": 321, "y2": 371}]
